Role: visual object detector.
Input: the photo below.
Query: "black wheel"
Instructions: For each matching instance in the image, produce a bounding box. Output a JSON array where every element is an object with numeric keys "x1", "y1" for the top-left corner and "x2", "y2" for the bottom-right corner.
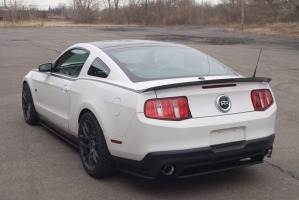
[
  {"x1": 78, "y1": 112, "x2": 115, "y2": 178},
  {"x1": 22, "y1": 83, "x2": 39, "y2": 125}
]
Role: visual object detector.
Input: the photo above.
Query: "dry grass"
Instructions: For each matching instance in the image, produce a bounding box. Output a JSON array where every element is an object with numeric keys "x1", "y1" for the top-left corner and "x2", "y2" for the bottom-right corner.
[
  {"x1": 0, "y1": 20, "x2": 118, "y2": 27},
  {"x1": 230, "y1": 22, "x2": 299, "y2": 37},
  {"x1": 1, "y1": 20, "x2": 299, "y2": 38}
]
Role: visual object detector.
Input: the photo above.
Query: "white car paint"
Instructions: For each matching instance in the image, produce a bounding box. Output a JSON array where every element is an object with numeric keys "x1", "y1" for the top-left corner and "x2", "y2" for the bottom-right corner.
[{"x1": 23, "y1": 40, "x2": 276, "y2": 178}]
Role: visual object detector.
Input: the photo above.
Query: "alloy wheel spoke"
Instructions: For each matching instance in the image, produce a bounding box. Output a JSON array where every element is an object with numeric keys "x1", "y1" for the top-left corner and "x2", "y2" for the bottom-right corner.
[
  {"x1": 22, "y1": 91, "x2": 28, "y2": 102},
  {"x1": 92, "y1": 150, "x2": 98, "y2": 164},
  {"x1": 26, "y1": 109, "x2": 30, "y2": 118},
  {"x1": 79, "y1": 133, "x2": 89, "y2": 140},
  {"x1": 80, "y1": 119, "x2": 100, "y2": 170},
  {"x1": 22, "y1": 104, "x2": 28, "y2": 109},
  {"x1": 82, "y1": 154, "x2": 88, "y2": 162},
  {"x1": 82, "y1": 122, "x2": 91, "y2": 139},
  {"x1": 22, "y1": 104, "x2": 28, "y2": 115},
  {"x1": 83, "y1": 148, "x2": 90, "y2": 157},
  {"x1": 91, "y1": 128, "x2": 97, "y2": 140},
  {"x1": 88, "y1": 153, "x2": 93, "y2": 167},
  {"x1": 79, "y1": 140, "x2": 88, "y2": 148},
  {"x1": 82, "y1": 148, "x2": 90, "y2": 162}
]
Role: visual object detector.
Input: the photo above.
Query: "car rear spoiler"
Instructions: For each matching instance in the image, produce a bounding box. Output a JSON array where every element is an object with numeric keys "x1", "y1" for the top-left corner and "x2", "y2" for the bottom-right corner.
[{"x1": 141, "y1": 77, "x2": 271, "y2": 93}]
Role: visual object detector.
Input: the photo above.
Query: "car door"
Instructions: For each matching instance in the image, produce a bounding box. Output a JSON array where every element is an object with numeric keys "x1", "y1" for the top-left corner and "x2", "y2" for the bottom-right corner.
[{"x1": 34, "y1": 48, "x2": 89, "y2": 131}]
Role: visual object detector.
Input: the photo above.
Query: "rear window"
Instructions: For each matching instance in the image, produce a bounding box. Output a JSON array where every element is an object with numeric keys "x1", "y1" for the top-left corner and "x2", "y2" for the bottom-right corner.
[{"x1": 105, "y1": 46, "x2": 236, "y2": 82}]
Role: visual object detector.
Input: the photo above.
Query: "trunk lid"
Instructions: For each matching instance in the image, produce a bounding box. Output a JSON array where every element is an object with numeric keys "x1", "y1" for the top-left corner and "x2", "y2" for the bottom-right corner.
[{"x1": 139, "y1": 76, "x2": 271, "y2": 118}]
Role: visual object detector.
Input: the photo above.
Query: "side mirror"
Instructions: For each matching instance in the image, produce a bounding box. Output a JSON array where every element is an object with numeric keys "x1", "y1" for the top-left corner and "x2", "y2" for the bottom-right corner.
[{"x1": 38, "y1": 63, "x2": 52, "y2": 72}]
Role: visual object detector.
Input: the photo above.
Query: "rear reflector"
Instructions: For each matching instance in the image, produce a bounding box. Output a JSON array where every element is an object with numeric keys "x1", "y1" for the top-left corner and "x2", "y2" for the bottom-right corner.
[
  {"x1": 251, "y1": 89, "x2": 273, "y2": 111},
  {"x1": 111, "y1": 139, "x2": 122, "y2": 144},
  {"x1": 144, "y1": 97, "x2": 191, "y2": 120}
]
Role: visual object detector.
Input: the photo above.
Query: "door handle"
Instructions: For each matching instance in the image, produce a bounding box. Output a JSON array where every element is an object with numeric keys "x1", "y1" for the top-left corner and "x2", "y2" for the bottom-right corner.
[{"x1": 62, "y1": 86, "x2": 69, "y2": 93}]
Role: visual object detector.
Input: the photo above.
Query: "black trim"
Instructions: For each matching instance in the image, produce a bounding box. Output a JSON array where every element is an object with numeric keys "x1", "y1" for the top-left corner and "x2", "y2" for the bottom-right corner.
[
  {"x1": 38, "y1": 116, "x2": 79, "y2": 149},
  {"x1": 202, "y1": 83, "x2": 236, "y2": 89},
  {"x1": 211, "y1": 140, "x2": 246, "y2": 152},
  {"x1": 112, "y1": 134, "x2": 275, "y2": 179},
  {"x1": 36, "y1": 113, "x2": 274, "y2": 179},
  {"x1": 51, "y1": 73, "x2": 78, "y2": 81},
  {"x1": 79, "y1": 78, "x2": 141, "y2": 93},
  {"x1": 141, "y1": 77, "x2": 272, "y2": 93}
]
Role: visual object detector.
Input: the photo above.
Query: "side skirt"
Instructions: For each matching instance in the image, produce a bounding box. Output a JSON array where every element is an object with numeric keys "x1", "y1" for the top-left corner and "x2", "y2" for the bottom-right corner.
[{"x1": 38, "y1": 116, "x2": 79, "y2": 149}]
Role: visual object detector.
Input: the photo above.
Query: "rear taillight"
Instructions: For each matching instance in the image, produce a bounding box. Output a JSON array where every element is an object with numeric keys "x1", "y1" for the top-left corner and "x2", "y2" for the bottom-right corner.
[
  {"x1": 144, "y1": 97, "x2": 191, "y2": 120},
  {"x1": 251, "y1": 89, "x2": 273, "y2": 111}
]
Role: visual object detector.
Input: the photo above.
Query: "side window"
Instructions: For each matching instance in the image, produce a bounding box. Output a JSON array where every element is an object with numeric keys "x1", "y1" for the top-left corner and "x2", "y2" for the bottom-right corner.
[
  {"x1": 87, "y1": 58, "x2": 110, "y2": 78},
  {"x1": 55, "y1": 49, "x2": 89, "y2": 77}
]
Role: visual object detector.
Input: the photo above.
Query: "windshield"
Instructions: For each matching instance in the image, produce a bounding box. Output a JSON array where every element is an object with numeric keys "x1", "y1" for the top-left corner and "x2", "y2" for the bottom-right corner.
[{"x1": 105, "y1": 46, "x2": 236, "y2": 82}]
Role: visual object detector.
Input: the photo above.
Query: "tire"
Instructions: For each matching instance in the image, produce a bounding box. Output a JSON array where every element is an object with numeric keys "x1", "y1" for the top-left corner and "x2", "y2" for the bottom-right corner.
[
  {"x1": 22, "y1": 83, "x2": 39, "y2": 125},
  {"x1": 78, "y1": 112, "x2": 115, "y2": 178}
]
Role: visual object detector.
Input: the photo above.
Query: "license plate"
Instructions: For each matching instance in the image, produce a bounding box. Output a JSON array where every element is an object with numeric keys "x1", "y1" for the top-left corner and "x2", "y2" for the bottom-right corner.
[{"x1": 209, "y1": 127, "x2": 245, "y2": 146}]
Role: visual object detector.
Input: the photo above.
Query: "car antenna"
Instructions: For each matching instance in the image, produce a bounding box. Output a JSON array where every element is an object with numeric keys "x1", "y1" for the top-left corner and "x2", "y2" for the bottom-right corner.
[{"x1": 253, "y1": 48, "x2": 262, "y2": 78}]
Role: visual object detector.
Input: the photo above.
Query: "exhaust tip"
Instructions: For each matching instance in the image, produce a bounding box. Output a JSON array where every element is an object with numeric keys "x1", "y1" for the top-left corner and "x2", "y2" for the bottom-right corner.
[
  {"x1": 265, "y1": 148, "x2": 273, "y2": 158},
  {"x1": 161, "y1": 165, "x2": 175, "y2": 176}
]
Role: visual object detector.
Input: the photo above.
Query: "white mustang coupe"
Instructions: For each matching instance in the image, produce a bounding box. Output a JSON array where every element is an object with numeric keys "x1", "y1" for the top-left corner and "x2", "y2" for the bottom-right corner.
[{"x1": 22, "y1": 40, "x2": 276, "y2": 179}]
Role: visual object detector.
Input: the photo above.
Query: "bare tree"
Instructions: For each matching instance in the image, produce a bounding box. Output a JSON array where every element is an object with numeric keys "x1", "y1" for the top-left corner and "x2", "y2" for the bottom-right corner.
[
  {"x1": 101, "y1": 0, "x2": 112, "y2": 17},
  {"x1": 114, "y1": 0, "x2": 120, "y2": 17},
  {"x1": 241, "y1": 0, "x2": 244, "y2": 29},
  {"x1": 72, "y1": 0, "x2": 99, "y2": 23},
  {"x1": 6, "y1": 0, "x2": 24, "y2": 24},
  {"x1": 2, "y1": 0, "x2": 298, "y2": 26}
]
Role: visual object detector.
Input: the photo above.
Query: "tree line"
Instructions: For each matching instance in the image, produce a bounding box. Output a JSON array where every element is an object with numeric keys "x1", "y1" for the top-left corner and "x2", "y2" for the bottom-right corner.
[{"x1": 1, "y1": 0, "x2": 298, "y2": 26}]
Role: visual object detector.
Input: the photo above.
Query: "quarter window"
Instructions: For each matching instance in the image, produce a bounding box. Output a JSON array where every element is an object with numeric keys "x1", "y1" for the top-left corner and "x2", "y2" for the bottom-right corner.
[
  {"x1": 87, "y1": 58, "x2": 110, "y2": 78},
  {"x1": 54, "y1": 49, "x2": 89, "y2": 77}
]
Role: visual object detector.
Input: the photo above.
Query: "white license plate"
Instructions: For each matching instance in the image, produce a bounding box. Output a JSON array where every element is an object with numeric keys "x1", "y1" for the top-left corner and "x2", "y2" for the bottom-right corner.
[{"x1": 209, "y1": 127, "x2": 246, "y2": 146}]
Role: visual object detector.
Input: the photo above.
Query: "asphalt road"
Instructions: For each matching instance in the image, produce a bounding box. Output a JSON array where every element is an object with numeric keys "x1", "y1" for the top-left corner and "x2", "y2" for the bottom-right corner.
[{"x1": 0, "y1": 26, "x2": 298, "y2": 200}]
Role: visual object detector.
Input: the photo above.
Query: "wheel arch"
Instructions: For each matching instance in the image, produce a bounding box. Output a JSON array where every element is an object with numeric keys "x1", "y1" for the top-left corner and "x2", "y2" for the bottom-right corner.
[
  {"x1": 21, "y1": 79, "x2": 39, "y2": 125},
  {"x1": 78, "y1": 108, "x2": 92, "y2": 123},
  {"x1": 22, "y1": 78, "x2": 37, "y2": 104},
  {"x1": 77, "y1": 107, "x2": 111, "y2": 146},
  {"x1": 22, "y1": 80, "x2": 31, "y2": 89},
  {"x1": 22, "y1": 79, "x2": 35, "y2": 102},
  {"x1": 76, "y1": 106, "x2": 107, "y2": 136},
  {"x1": 77, "y1": 107, "x2": 115, "y2": 178},
  {"x1": 22, "y1": 78, "x2": 34, "y2": 92}
]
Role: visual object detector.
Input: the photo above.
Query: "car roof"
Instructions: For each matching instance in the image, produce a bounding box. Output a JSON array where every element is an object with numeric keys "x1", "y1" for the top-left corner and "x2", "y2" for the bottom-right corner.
[{"x1": 89, "y1": 40, "x2": 185, "y2": 50}]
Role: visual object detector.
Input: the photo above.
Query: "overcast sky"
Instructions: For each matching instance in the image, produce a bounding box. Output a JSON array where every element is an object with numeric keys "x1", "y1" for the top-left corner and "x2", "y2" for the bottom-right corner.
[{"x1": 2, "y1": 0, "x2": 220, "y2": 9}]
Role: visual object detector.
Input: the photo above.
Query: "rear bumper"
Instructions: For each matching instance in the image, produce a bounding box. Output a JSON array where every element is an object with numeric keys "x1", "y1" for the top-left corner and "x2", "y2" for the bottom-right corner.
[{"x1": 112, "y1": 134, "x2": 274, "y2": 179}]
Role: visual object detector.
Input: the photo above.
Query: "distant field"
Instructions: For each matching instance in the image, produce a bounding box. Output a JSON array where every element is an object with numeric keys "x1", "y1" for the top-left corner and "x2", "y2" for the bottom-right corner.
[
  {"x1": 230, "y1": 22, "x2": 299, "y2": 37},
  {"x1": 0, "y1": 20, "x2": 109, "y2": 27},
  {"x1": 1, "y1": 20, "x2": 298, "y2": 38}
]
